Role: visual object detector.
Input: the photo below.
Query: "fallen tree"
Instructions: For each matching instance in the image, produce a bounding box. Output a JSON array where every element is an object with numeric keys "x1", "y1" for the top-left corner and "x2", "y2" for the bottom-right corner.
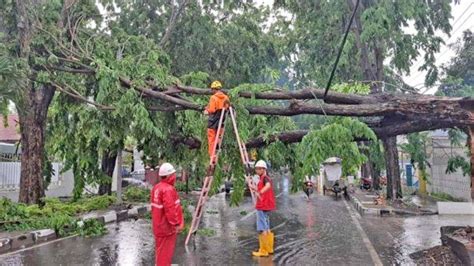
[
  {"x1": 138, "y1": 83, "x2": 474, "y2": 134},
  {"x1": 51, "y1": 67, "x2": 474, "y2": 199},
  {"x1": 50, "y1": 67, "x2": 474, "y2": 199},
  {"x1": 132, "y1": 82, "x2": 474, "y2": 200}
]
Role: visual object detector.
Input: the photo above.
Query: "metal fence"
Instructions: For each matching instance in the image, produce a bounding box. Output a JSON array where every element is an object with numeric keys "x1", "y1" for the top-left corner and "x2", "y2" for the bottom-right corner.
[{"x1": 0, "y1": 162, "x2": 62, "y2": 190}]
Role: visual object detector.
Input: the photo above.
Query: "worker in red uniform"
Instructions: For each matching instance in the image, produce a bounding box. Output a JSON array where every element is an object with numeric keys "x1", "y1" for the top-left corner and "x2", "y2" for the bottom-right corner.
[
  {"x1": 151, "y1": 163, "x2": 184, "y2": 266},
  {"x1": 250, "y1": 160, "x2": 276, "y2": 257},
  {"x1": 204, "y1": 80, "x2": 230, "y2": 161}
]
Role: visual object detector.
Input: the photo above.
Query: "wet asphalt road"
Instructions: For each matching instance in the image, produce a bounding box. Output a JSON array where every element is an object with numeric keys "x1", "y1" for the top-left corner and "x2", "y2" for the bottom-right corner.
[{"x1": 1, "y1": 174, "x2": 473, "y2": 265}]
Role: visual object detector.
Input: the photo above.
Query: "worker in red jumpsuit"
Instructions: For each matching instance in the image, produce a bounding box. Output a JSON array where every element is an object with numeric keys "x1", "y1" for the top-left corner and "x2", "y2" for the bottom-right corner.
[{"x1": 151, "y1": 163, "x2": 184, "y2": 266}]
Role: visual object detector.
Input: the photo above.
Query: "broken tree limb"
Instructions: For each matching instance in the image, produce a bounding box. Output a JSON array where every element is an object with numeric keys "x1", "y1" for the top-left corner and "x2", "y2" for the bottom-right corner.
[
  {"x1": 48, "y1": 69, "x2": 474, "y2": 138},
  {"x1": 173, "y1": 84, "x2": 372, "y2": 104},
  {"x1": 245, "y1": 99, "x2": 474, "y2": 124},
  {"x1": 157, "y1": 84, "x2": 474, "y2": 126},
  {"x1": 119, "y1": 77, "x2": 203, "y2": 111},
  {"x1": 246, "y1": 101, "x2": 398, "y2": 116},
  {"x1": 245, "y1": 130, "x2": 309, "y2": 148},
  {"x1": 244, "y1": 118, "x2": 467, "y2": 148},
  {"x1": 170, "y1": 135, "x2": 201, "y2": 149}
]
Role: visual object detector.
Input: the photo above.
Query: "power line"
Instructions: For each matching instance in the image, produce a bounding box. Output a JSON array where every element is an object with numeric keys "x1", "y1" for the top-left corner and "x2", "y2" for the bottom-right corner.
[
  {"x1": 322, "y1": 0, "x2": 360, "y2": 100},
  {"x1": 407, "y1": 10, "x2": 473, "y2": 83},
  {"x1": 451, "y1": 2, "x2": 473, "y2": 29}
]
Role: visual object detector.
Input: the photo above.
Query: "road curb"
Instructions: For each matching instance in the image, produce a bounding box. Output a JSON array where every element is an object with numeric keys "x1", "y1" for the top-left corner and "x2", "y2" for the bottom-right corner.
[
  {"x1": 347, "y1": 192, "x2": 436, "y2": 217},
  {"x1": 440, "y1": 226, "x2": 474, "y2": 265},
  {"x1": 347, "y1": 192, "x2": 380, "y2": 216},
  {"x1": 0, "y1": 203, "x2": 150, "y2": 255}
]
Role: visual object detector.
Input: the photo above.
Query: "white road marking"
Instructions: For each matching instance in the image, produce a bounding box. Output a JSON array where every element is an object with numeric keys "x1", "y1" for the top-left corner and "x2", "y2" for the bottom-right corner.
[
  {"x1": 271, "y1": 221, "x2": 287, "y2": 231},
  {"x1": 0, "y1": 234, "x2": 79, "y2": 257},
  {"x1": 343, "y1": 199, "x2": 383, "y2": 266}
]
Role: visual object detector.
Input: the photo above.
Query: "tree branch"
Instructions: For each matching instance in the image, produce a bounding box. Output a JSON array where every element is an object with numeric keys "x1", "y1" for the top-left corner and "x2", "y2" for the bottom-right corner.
[
  {"x1": 48, "y1": 65, "x2": 95, "y2": 74},
  {"x1": 119, "y1": 77, "x2": 203, "y2": 111},
  {"x1": 159, "y1": 0, "x2": 189, "y2": 48},
  {"x1": 244, "y1": 118, "x2": 467, "y2": 148},
  {"x1": 173, "y1": 84, "x2": 373, "y2": 104},
  {"x1": 246, "y1": 101, "x2": 398, "y2": 116},
  {"x1": 50, "y1": 82, "x2": 114, "y2": 110}
]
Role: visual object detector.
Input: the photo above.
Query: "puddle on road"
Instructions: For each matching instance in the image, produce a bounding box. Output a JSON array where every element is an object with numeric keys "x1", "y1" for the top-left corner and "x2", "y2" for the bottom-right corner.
[{"x1": 2, "y1": 173, "x2": 473, "y2": 265}]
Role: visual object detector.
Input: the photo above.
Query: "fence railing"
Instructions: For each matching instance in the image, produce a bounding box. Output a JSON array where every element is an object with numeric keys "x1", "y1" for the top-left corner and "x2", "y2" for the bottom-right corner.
[
  {"x1": 0, "y1": 153, "x2": 21, "y2": 162},
  {"x1": 0, "y1": 162, "x2": 62, "y2": 190}
]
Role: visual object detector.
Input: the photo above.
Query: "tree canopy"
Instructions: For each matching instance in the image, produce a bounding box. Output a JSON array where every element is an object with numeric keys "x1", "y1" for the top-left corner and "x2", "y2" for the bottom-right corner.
[{"x1": 0, "y1": 0, "x2": 471, "y2": 204}]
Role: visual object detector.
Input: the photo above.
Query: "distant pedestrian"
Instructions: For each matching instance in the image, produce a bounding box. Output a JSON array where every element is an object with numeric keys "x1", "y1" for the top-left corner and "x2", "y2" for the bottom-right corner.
[
  {"x1": 303, "y1": 175, "x2": 314, "y2": 200},
  {"x1": 151, "y1": 163, "x2": 184, "y2": 266},
  {"x1": 251, "y1": 160, "x2": 276, "y2": 257}
]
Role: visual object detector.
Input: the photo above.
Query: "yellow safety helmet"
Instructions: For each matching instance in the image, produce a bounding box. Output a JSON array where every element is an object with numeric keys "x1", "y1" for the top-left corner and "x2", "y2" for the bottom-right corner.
[{"x1": 210, "y1": 80, "x2": 222, "y2": 90}]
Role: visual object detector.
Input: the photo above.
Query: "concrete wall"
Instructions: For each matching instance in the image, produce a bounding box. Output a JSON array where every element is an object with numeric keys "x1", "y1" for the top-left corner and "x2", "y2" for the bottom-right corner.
[
  {"x1": 0, "y1": 169, "x2": 74, "y2": 202},
  {"x1": 427, "y1": 136, "x2": 471, "y2": 202},
  {"x1": 0, "y1": 162, "x2": 62, "y2": 189}
]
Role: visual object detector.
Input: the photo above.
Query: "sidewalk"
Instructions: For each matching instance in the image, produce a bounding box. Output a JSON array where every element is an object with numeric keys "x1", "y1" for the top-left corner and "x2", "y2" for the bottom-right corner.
[
  {"x1": 0, "y1": 204, "x2": 150, "y2": 255},
  {"x1": 347, "y1": 188, "x2": 438, "y2": 216}
]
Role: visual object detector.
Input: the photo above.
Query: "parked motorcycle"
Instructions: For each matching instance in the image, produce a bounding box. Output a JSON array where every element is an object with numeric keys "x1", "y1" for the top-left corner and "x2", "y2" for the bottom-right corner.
[
  {"x1": 360, "y1": 177, "x2": 372, "y2": 190},
  {"x1": 303, "y1": 180, "x2": 314, "y2": 199}
]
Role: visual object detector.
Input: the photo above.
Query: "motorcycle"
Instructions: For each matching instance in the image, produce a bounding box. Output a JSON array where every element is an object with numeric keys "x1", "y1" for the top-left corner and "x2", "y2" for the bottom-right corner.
[
  {"x1": 360, "y1": 177, "x2": 372, "y2": 190},
  {"x1": 303, "y1": 180, "x2": 314, "y2": 199}
]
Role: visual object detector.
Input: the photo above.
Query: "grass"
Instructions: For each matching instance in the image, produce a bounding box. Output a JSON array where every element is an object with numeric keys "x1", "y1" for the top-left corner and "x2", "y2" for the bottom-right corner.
[
  {"x1": 430, "y1": 192, "x2": 465, "y2": 202},
  {"x1": 175, "y1": 179, "x2": 201, "y2": 192},
  {"x1": 123, "y1": 186, "x2": 150, "y2": 202},
  {"x1": 0, "y1": 195, "x2": 116, "y2": 237},
  {"x1": 197, "y1": 228, "x2": 216, "y2": 237}
]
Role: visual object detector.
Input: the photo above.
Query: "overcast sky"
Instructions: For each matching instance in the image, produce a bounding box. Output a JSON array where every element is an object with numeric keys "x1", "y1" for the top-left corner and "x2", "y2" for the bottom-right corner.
[{"x1": 403, "y1": 1, "x2": 473, "y2": 93}]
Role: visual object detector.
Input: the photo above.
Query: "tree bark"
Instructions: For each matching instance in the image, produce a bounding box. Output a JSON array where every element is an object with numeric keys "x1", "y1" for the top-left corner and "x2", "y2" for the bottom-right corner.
[
  {"x1": 99, "y1": 150, "x2": 117, "y2": 195},
  {"x1": 115, "y1": 149, "x2": 122, "y2": 203},
  {"x1": 469, "y1": 126, "x2": 474, "y2": 200},
  {"x1": 18, "y1": 110, "x2": 45, "y2": 203},
  {"x1": 159, "y1": 0, "x2": 189, "y2": 48},
  {"x1": 371, "y1": 161, "x2": 381, "y2": 190},
  {"x1": 382, "y1": 137, "x2": 402, "y2": 199},
  {"x1": 17, "y1": 83, "x2": 55, "y2": 203}
]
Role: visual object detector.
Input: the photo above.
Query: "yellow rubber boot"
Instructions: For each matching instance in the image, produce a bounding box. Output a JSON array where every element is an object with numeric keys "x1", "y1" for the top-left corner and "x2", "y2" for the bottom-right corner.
[
  {"x1": 267, "y1": 232, "x2": 274, "y2": 254},
  {"x1": 252, "y1": 234, "x2": 269, "y2": 257}
]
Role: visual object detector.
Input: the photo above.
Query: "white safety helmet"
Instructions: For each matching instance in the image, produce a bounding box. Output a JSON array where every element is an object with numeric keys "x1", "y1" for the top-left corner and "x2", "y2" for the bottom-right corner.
[
  {"x1": 255, "y1": 160, "x2": 267, "y2": 169},
  {"x1": 158, "y1": 163, "x2": 176, "y2": 177}
]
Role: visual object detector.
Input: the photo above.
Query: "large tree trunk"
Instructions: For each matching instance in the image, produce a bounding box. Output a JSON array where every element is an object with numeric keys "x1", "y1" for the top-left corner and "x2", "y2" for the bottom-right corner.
[
  {"x1": 99, "y1": 151, "x2": 117, "y2": 195},
  {"x1": 19, "y1": 113, "x2": 46, "y2": 203},
  {"x1": 382, "y1": 137, "x2": 402, "y2": 199},
  {"x1": 361, "y1": 162, "x2": 371, "y2": 179},
  {"x1": 469, "y1": 126, "x2": 474, "y2": 200},
  {"x1": 18, "y1": 85, "x2": 55, "y2": 204},
  {"x1": 371, "y1": 162, "x2": 381, "y2": 190},
  {"x1": 360, "y1": 141, "x2": 372, "y2": 179}
]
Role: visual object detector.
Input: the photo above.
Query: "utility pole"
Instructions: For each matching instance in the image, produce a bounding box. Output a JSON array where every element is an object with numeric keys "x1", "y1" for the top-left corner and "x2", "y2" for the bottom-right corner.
[{"x1": 116, "y1": 149, "x2": 123, "y2": 204}]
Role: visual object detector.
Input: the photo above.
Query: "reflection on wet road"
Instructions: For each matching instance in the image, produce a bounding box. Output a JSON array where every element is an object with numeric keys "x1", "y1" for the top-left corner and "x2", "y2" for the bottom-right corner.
[{"x1": 2, "y1": 174, "x2": 473, "y2": 265}]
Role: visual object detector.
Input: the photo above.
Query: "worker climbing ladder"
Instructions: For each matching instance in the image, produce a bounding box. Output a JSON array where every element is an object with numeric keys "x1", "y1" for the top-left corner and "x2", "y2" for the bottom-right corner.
[{"x1": 185, "y1": 107, "x2": 257, "y2": 246}]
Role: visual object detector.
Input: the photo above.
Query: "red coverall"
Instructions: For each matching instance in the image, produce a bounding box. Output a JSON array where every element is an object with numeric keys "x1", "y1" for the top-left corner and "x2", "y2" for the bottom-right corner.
[{"x1": 151, "y1": 174, "x2": 184, "y2": 266}]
